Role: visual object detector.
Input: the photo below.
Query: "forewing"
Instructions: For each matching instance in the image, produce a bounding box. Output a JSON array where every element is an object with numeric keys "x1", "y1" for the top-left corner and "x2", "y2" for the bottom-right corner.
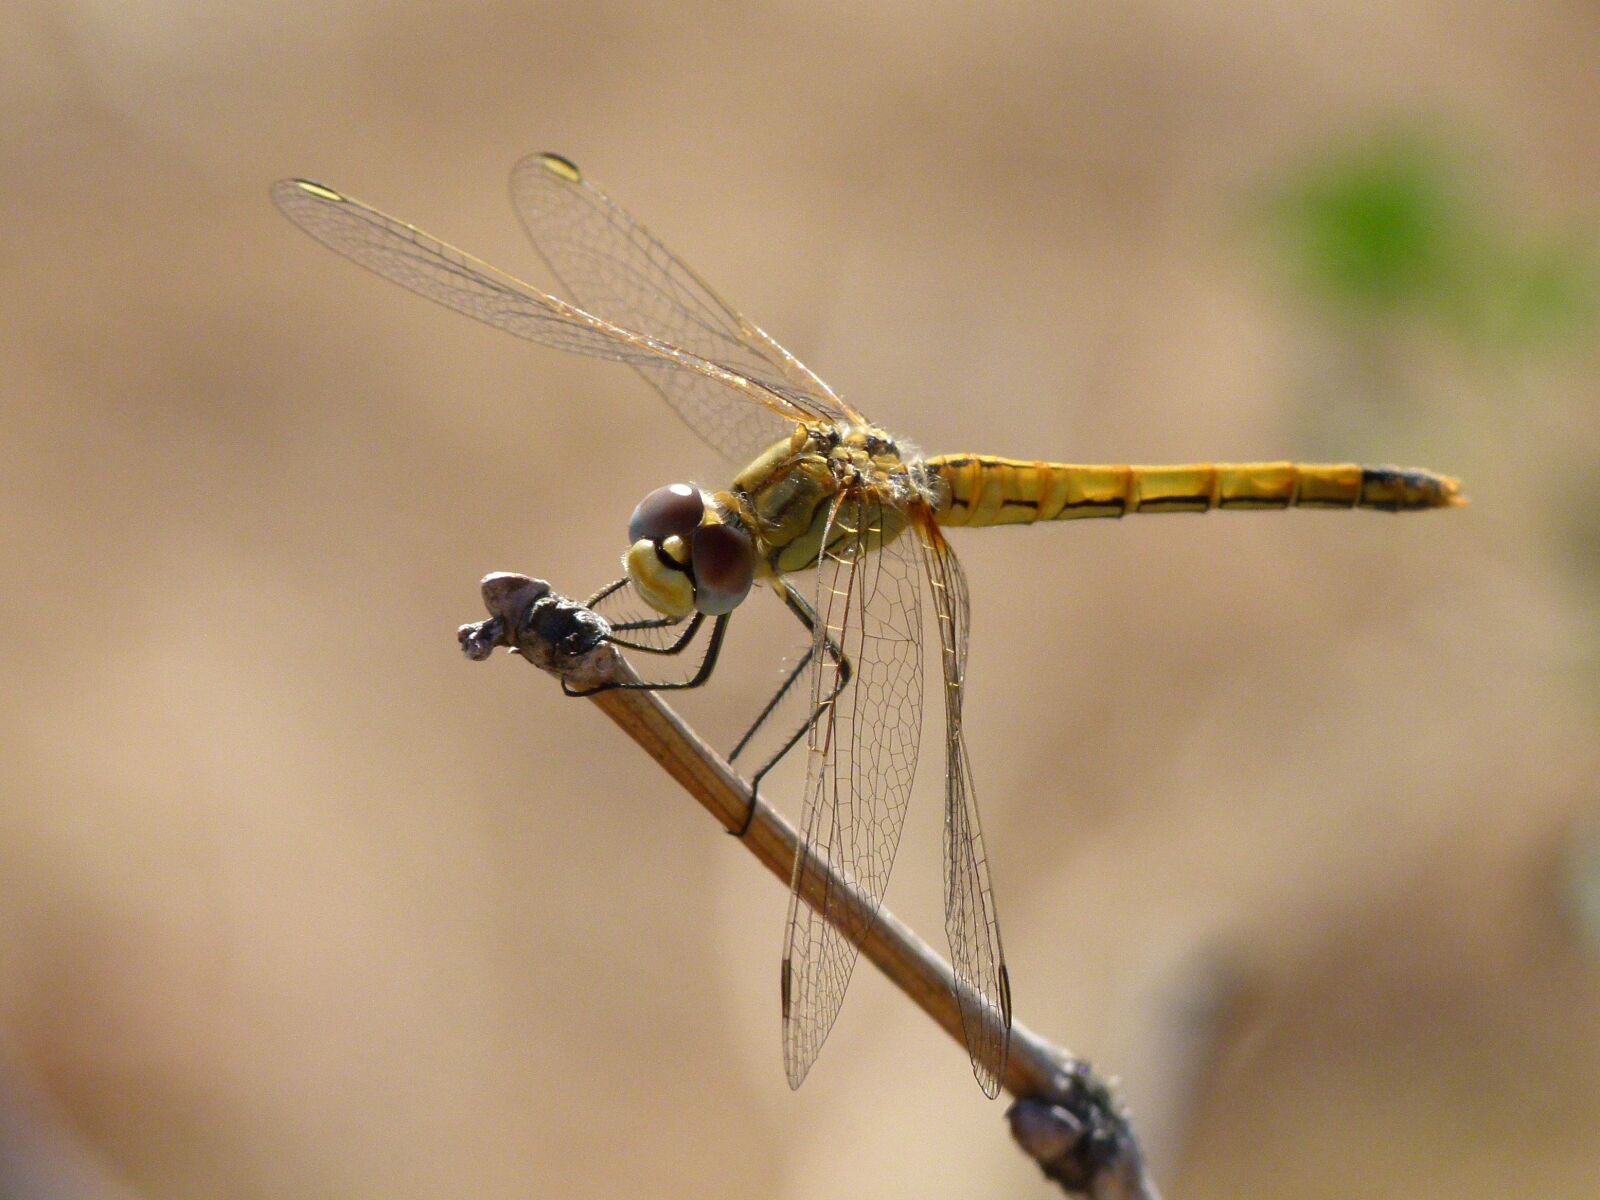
[
  {"x1": 781, "y1": 494, "x2": 925, "y2": 1088},
  {"x1": 917, "y1": 513, "x2": 1010, "y2": 1097},
  {"x1": 510, "y1": 153, "x2": 858, "y2": 463},
  {"x1": 271, "y1": 179, "x2": 815, "y2": 433}
]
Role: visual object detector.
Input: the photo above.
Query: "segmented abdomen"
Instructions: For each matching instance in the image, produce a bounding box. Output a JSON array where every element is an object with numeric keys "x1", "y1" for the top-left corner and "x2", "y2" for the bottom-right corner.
[{"x1": 927, "y1": 457, "x2": 1462, "y2": 527}]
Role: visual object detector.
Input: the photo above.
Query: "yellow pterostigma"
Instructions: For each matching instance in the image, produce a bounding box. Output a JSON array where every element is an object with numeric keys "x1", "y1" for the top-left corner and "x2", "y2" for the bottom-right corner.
[{"x1": 274, "y1": 153, "x2": 1462, "y2": 1098}]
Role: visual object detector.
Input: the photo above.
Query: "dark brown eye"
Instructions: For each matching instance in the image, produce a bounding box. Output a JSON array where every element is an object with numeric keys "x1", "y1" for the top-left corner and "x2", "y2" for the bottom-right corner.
[
  {"x1": 691, "y1": 522, "x2": 754, "y2": 615},
  {"x1": 628, "y1": 483, "x2": 704, "y2": 544}
]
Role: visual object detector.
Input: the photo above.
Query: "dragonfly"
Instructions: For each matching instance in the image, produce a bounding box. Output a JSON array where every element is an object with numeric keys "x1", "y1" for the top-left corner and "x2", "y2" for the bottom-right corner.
[{"x1": 273, "y1": 154, "x2": 1462, "y2": 1097}]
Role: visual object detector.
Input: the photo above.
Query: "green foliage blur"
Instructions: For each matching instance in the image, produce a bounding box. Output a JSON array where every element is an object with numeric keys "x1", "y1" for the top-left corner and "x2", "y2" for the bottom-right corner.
[{"x1": 1262, "y1": 128, "x2": 1599, "y2": 353}]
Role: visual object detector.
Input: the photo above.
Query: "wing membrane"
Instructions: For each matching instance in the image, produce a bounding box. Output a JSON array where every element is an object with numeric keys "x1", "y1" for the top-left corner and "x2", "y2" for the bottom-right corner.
[
  {"x1": 510, "y1": 153, "x2": 856, "y2": 463},
  {"x1": 271, "y1": 178, "x2": 816, "y2": 433},
  {"x1": 917, "y1": 513, "x2": 1010, "y2": 1097},
  {"x1": 781, "y1": 493, "x2": 925, "y2": 1088}
]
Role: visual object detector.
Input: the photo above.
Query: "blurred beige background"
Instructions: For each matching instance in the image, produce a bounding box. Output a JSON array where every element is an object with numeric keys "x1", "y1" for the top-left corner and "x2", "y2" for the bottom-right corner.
[{"x1": 3, "y1": 2, "x2": 1598, "y2": 1197}]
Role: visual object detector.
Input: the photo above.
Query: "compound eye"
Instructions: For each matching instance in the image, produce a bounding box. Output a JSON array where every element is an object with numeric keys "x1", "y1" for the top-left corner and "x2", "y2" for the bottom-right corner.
[
  {"x1": 691, "y1": 523, "x2": 754, "y2": 615},
  {"x1": 628, "y1": 483, "x2": 704, "y2": 544}
]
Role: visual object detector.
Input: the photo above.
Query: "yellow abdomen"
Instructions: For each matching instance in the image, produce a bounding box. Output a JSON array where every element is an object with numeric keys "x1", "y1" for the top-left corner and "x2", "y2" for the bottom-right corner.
[{"x1": 927, "y1": 457, "x2": 1463, "y2": 527}]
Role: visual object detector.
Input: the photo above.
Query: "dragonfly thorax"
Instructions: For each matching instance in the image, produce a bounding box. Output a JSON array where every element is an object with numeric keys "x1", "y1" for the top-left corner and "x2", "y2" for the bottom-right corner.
[
  {"x1": 722, "y1": 423, "x2": 930, "y2": 578},
  {"x1": 624, "y1": 483, "x2": 756, "y2": 618}
]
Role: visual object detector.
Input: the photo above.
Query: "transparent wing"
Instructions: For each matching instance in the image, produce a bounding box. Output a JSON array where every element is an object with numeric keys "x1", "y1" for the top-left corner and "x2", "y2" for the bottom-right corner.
[
  {"x1": 781, "y1": 493, "x2": 925, "y2": 1088},
  {"x1": 510, "y1": 152, "x2": 858, "y2": 464},
  {"x1": 916, "y1": 512, "x2": 1010, "y2": 1097},
  {"x1": 271, "y1": 179, "x2": 818, "y2": 434}
]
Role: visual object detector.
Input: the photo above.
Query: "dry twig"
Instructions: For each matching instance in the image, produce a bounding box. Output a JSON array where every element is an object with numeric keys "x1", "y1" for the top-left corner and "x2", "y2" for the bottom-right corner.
[{"x1": 459, "y1": 572, "x2": 1162, "y2": 1200}]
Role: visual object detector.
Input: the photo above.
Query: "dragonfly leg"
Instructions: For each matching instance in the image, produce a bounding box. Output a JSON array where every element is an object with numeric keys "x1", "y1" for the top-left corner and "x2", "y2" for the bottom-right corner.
[
  {"x1": 564, "y1": 612, "x2": 729, "y2": 697},
  {"x1": 584, "y1": 576, "x2": 698, "y2": 653},
  {"x1": 730, "y1": 579, "x2": 852, "y2": 838},
  {"x1": 728, "y1": 653, "x2": 811, "y2": 763},
  {"x1": 584, "y1": 576, "x2": 630, "y2": 608},
  {"x1": 610, "y1": 611, "x2": 704, "y2": 655}
]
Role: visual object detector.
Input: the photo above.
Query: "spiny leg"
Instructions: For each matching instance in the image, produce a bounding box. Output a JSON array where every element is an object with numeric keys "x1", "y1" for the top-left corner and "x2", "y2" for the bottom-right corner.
[
  {"x1": 611, "y1": 611, "x2": 705, "y2": 655},
  {"x1": 729, "y1": 580, "x2": 849, "y2": 765},
  {"x1": 586, "y1": 576, "x2": 700, "y2": 653},
  {"x1": 728, "y1": 654, "x2": 811, "y2": 763},
  {"x1": 584, "y1": 576, "x2": 630, "y2": 608},
  {"x1": 730, "y1": 578, "x2": 852, "y2": 839},
  {"x1": 563, "y1": 612, "x2": 729, "y2": 697}
]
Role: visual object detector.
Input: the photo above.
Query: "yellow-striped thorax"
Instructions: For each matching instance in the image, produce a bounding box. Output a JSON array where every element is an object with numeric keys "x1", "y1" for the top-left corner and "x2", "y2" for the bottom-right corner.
[{"x1": 625, "y1": 422, "x2": 931, "y2": 618}]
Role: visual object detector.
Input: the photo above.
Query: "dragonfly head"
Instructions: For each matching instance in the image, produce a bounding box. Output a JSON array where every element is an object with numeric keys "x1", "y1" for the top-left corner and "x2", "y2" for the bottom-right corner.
[{"x1": 624, "y1": 484, "x2": 755, "y2": 619}]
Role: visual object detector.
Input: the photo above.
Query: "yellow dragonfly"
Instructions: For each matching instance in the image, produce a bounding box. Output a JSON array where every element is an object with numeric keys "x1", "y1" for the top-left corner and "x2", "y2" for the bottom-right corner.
[{"x1": 273, "y1": 154, "x2": 1461, "y2": 1098}]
